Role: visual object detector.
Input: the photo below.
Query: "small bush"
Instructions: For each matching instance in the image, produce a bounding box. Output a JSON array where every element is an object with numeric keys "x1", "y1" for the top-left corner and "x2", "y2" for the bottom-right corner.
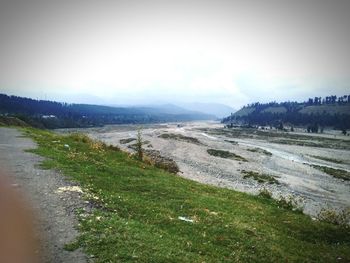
[
  {"x1": 90, "y1": 141, "x2": 105, "y2": 151},
  {"x1": 311, "y1": 164, "x2": 350, "y2": 181},
  {"x1": 119, "y1": 138, "x2": 136, "y2": 144},
  {"x1": 316, "y1": 207, "x2": 350, "y2": 227},
  {"x1": 247, "y1": 148, "x2": 272, "y2": 156},
  {"x1": 69, "y1": 133, "x2": 114, "y2": 152},
  {"x1": 207, "y1": 149, "x2": 247, "y2": 162},
  {"x1": 224, "y1": 140, "x2": 238, "y2": 145},
  {"x1": 108, "y1": 144, "x2": 121, "y2": 151},
  {"x1": 159, "y1": 133, "x2": 202, "y2": 145},
  {"x1": 69, "y1": 133, "x2": 93, "y2": 144},
  {"x1": 241, "y1": 170, "x2": 279, "y2": 184},
  {"x1": 277, "y1": 195, "x2": 303, "y2": 212},
  {"x1": 136, "y1": 128, "x2": 143, "y2": 161},
  {"x1": 258, "y1": 190, "x2": 303, "y2": 212},
  {"x1": 258, "y1": 188, "x2": 272, "y2": 199},
  {"x1": 0, "y1": 116, "x2": 29, "y2": 127},
  {"x1": 143, "y1": 150, "x2": 179, "y2": 174}
]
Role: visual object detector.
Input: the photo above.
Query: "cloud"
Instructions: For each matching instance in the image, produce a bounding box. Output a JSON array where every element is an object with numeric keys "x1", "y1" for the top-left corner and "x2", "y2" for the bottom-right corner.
[{"x1": 0, "y1": 0, "x2": 349, "y2": 107}]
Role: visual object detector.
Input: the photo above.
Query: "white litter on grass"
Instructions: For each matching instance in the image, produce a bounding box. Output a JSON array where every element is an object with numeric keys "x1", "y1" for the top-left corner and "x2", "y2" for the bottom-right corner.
[
  {"x1": 178, "y1": 216, "x2": 194, "y2": 223},
  {"x1": 64, "y1": 144, "x2": 70, "y2": 149},
  {"x1": 56, "y1": 186, "x2": 83, "y2": 194}
]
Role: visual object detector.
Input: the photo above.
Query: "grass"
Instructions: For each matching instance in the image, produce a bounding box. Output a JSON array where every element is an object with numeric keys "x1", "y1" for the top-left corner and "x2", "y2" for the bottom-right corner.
[
  {"x1": 247, "y1": 148, "x2": 272, "y2": 156},
  {"x1": 158, "y1": 133, "x2": 203, "y2": 145},
  {"x1": 143, "y1": 150, "x2": 179, "y2": 174},
  {"x1": 316, "y1": 207, "x2": 350, "y2": 226},
  {"x1": 311, "y1": 164, "x2": 350, "y2": 181},
  {"x1": 309, "y1": 155, "x2": 344, "y2": 164},
  {"x1": 199, "y1": 127, "x2": 350, "y2": 150},
  {"x1": 21, "y1": 127, "x2": 350, "y2": 262},
  {"x1": 271, "y1": 139, "x2": 331, "y2": 148},
  {"x1": 241, "y1": 170, "x2": 279, "y2": 184},
  {"x1": 207, "y1": 149, "x2": 248, "y2": 162},
  {"x1": 0, "y1": 116, "x2": 29, "y2": 127},
  {"x1": 224, "y1": 139, "x2": 238, "y2": 145},
  {"x1": 120, "y1": 138, "x2": 136, "y2": 144},
  {"x1": 299, "y1": 104, "x2": 350, "y2": 115},
  {"x1": 261, "y1": 106, "x2": 287, "y2": 114}
]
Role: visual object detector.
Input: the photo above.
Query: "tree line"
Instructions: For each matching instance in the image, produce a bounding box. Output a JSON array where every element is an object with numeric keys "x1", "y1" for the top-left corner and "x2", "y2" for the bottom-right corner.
[
  {"x1": 0, "y1": 94, "x2": 211, "y2": 129},
  {"x1": 223, "y1": 95, "x2": 350, "y2": 132}
]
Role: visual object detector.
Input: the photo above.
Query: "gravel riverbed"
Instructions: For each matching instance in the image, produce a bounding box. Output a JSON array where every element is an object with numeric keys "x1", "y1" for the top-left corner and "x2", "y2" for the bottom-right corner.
[{"x1": 59, "y1": 121, "x2": 350, "y2": 216}]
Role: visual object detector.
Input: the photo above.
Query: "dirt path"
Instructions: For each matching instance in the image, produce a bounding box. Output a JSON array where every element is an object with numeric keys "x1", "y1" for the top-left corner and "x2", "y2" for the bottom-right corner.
[{"x1": 0, "y1": 128, "x2": 87, "y2": 263}]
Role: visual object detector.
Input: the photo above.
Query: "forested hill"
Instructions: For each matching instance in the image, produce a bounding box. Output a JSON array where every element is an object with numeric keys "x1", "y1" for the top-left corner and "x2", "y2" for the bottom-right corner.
[
  {"x1": 0, "y1": 94, "x2": 214, "y2": 128},
  {"x1": 223, "y1": 95, "x2": 350, "y2": 131}
]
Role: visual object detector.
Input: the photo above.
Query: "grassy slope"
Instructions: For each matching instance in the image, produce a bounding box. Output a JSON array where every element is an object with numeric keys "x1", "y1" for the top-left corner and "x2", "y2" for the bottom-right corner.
[
  {"x1": 299, "y1": 104, "x2": 350, "y2": 115},
  {"x1": 232, "y1": 107, "x2": 255, "y2": 117},
  {"x1": 231, "y1": 104, "x2": 350, "y2": 120},
  {"x1": 0, "y1": 116, "x2": 29, "y2": 127},
  {"x1": 261, "y1": 106, "x2": 287, "y2": 114},
  {"x1": 22, "y1": 128, "x2": 350, "y2": 262}
]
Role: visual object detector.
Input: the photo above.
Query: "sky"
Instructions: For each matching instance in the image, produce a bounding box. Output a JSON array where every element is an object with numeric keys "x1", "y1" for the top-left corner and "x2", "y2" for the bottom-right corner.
[{"x1": 0, "y1": 0, "x2": 349, "y2": 108}]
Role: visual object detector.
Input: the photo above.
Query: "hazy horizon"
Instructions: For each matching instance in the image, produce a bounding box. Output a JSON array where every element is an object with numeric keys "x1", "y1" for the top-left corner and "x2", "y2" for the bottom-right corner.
[{"x1": 1, "y1": 0, "x2": 349, "y2": 109}]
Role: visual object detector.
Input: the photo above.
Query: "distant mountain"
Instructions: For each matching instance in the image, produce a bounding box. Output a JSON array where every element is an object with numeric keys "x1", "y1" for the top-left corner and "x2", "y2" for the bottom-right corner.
[
  {"x1": 54, "y1": 93, "x2": 108, "y2": 105},
  {"x1": 0, "y1": 94, "x2": 214, "y2": 129},
  {"x1": 177, "y1": 102, "x2": 236, "y2": 118},
  {"x1": 223, "y1": 95, "x2": 350, "y2": 131}
]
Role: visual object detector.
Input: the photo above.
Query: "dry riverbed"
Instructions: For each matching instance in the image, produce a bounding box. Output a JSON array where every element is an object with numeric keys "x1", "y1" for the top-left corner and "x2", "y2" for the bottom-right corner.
[{"x1": 58, "y1": 121, "x2": 350, "y2": 216}]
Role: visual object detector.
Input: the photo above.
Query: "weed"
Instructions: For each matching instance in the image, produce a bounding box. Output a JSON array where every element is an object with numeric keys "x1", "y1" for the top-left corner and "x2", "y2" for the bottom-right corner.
[
  {"x1": 224, "y1": 140, "x2": 238, "y2": 145},
  {"x1": 107, "y1": 144, "x2": 121, "y2": 151},
  {"x1": 0, "y1": 116, "x2": 29, "y2": 127},
  {"x1": 241, "y1": 170, "x2": 279, "y2": 184},
  {"x1": 258, "y1": 188, "x2": 273, "y2": 199},
  {"x1": 276, "y1": 195, "x2": 303, "y2": 212},
  {"x1": 311, "y1": 165, "x2": 350, "y2": 181},
  {"x1": 247, "y1": 148, "x2": 272, "y2": 156},
  {"x1": 309, "y1": 155, "x2": 343, "y2": 164},
  {"x1": 119, "y1": 138, "x2": 136, "y2": 144},
  {"x1": 199, "y1": 127, "x2": 350, "y2": 150},
  {"x1": 159, "y1": 133, "x2": 203, "y2": 145},
  {"x1": 64, "y1": 241, "x2": 80, "y2": 251},
  {"x1": 207, "y1": 149, "x2": 247, "y2": 162},
  {"x1": 316, "y1": 207, "x2": 350, "y2": 227},
  {"x1": 70, "y1": 132, "x2": 93, "y2": 144},
  {"x1": 135, "y1": 128, "x2": 143, "y2": 161},
  {"x1": 143, "y1": 150, "x2": 179, "y2": 174}
]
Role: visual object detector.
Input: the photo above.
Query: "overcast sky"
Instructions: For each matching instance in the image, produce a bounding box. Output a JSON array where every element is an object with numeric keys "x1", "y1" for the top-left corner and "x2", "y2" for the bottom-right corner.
[{"x1": 0, "y1": 0, "x2": 349, "y2": 108}]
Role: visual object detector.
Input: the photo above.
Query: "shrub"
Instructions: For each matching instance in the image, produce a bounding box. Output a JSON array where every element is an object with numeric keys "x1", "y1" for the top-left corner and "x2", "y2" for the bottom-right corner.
[
  {"x1": 136, "y1": 128, "x2": 143, "y2": 161},
  {"x1": 316, "y1": 207, "x2": 350, "y2": 227},
  {"x1": 242, "y1": 170, "x2": 279, "y2": 184},
  {"x1": 69, "y1": 133, "x2": 93, "y2": 144},
  {"x1": 119, "y1": 138, "x2": 136, "y2": 144},
  {"x1": 143, "y1": 150, "x2": 179, "y2": 174},
  {"x1": 277, "y1": 195, "x2": 303, "y2": 212},
  {"x1": 207, "y1": 149, "x2": 247, "y2": 162},
  {"x1": 258, "y1": 188, "x2": 272, "y2": 199}
]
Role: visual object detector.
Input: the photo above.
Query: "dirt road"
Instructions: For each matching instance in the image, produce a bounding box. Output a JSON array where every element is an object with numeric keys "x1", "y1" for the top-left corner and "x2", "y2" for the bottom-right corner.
[{"x1": 0, "y1": 128, "x2": 87, "y2": 263}]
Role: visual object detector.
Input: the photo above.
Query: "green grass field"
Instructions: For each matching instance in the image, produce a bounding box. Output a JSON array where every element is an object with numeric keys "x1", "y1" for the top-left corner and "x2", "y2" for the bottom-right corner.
[{"x1": 22, "y1": 127, "x2": 350, "y2": 262}]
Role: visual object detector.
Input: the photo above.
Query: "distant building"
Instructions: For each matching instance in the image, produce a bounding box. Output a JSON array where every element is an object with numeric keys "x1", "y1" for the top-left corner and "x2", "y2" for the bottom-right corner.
[{"x1": 41, "y1": 115, "x2": 56, "y2": 119}]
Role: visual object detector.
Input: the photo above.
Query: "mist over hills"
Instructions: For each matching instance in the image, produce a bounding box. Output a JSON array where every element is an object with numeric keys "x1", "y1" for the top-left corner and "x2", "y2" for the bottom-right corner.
[
  {"x1": 178, "y1": 102, "x2": 236, "y2": 118},
  {"x1": 0, "y1": 93, "x2": 215, "y2": 129},
  {"x1": 120, "y1": 103, "x2": 235, "y2": 119},
  {"x1": 223, "y1": 95, "x2": 350, "y2": 131}
]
